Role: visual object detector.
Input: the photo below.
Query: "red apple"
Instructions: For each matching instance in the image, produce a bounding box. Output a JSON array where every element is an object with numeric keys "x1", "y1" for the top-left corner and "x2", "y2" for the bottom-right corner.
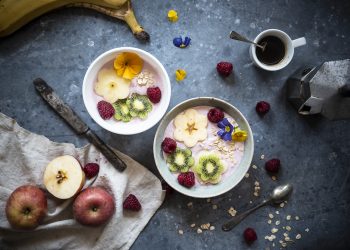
[
  {"x1": 6, "y1": 185, "x2": 47, "y2": 230},
  {"x1": 73, "y1": 187, "x2": 115, "y2": 226}
]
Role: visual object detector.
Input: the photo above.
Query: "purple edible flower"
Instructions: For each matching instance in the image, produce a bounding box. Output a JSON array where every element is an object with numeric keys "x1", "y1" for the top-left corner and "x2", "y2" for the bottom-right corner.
[
  {"x1": 173, "y1": 36, "x2": 191, "y2": 48},
  {"x1": 217, "y1": 118, "x2": 233, "y2": 141}
]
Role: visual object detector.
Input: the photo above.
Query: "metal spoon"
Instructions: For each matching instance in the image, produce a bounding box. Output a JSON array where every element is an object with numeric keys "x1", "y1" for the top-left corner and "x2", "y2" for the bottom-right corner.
[
  {"x1": 222, "y1": 183, "x2": 293, "y2": 231},
  {"x1": 229, "y1": 31, "x2": 267, "y2": 51}
]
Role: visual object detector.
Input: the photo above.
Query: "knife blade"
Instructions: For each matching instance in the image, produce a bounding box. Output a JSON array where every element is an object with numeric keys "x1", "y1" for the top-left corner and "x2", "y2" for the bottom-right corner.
[{"x1": 33, "y1": 78, "x2": 127, "y2": 172}]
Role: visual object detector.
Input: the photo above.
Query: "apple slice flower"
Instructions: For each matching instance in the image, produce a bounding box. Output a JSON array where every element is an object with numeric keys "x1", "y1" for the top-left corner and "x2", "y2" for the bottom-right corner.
[
  {"x1": 94, "y1": 68, "x2": 131, "y2": 103},
  {"x1": 114, "y1": 52, "x2": 143, "y2": 80},
  {"x1": 173, "y1": 109, "x2": 208, "y2": 147}
]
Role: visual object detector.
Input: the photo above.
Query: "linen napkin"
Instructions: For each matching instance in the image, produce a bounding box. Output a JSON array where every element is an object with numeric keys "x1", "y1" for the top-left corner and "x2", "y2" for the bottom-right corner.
[{"x1": 0, "y1": 112, "x2": 165, "y2": 250}]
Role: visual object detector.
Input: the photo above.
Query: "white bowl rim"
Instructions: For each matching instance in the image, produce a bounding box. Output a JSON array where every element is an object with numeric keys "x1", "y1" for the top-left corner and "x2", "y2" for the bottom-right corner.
[
  {"x1": 82, "y1": 47, "x2": 171, "y2": 135},
  {"x1": 153, "y1": 97, "x2": 254, "y2": 198}
]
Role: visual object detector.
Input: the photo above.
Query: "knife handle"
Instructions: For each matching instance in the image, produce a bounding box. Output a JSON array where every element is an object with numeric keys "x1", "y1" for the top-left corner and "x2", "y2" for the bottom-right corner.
[{"x1": 85, "y1": 130, "x2": 127, "y2": 172}]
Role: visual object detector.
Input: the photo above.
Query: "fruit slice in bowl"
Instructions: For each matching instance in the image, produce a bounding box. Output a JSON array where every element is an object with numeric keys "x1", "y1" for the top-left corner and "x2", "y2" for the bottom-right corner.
[{"x1": 154, "y1": 97, "x2": 254, "y2": 198}]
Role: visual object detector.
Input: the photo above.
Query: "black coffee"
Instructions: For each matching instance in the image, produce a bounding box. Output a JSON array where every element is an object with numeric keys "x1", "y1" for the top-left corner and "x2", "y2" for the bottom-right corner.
[{"x1": 256, "y1": 36, "x2": 285, "y2": 65}]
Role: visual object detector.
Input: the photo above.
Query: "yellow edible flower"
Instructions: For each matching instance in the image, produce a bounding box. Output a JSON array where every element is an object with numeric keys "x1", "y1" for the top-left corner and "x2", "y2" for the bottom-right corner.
[
  {"x1": 175, "y1": 69, "x2": 187, "y2": 81},
  {"x1": 168, "y1": 10, "x2": 178, "y2": 22},
  {"x1": 114, "y1": 52, "x2": 143, "y2": 80},
  {"x1": 232, "y1": 128, "x2": 248, "y2": 142}
]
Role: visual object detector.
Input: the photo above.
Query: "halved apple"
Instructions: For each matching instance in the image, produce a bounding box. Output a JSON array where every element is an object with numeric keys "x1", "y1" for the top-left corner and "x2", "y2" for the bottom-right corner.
[{"x1": 43, "y1": 155, "x2": 85, "y2": 199}]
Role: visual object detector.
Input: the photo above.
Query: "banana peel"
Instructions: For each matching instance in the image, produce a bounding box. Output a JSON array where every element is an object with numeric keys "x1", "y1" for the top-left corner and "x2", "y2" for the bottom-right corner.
[{"x1": 0, "y1": 0, "x2": 149, "y2": 41}]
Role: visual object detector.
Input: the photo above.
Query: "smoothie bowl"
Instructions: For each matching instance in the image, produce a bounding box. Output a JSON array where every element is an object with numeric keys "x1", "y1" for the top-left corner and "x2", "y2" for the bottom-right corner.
[
  {"x1": 83, "y1": 47, "x2": 171, "y2": 135},
  {"x1": 154, "y1": 98, "x2": 254, "y2": 198}
]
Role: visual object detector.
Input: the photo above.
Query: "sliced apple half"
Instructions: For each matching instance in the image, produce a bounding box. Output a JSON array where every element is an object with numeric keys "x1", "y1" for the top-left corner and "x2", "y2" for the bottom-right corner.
[{"x1": 43, "y1": 155, "x2": 85, "y2": 199}]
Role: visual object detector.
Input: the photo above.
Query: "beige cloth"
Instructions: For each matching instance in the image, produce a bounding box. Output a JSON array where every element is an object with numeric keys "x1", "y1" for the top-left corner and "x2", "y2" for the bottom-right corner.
[{"x1": 0, "y1": 112, "x2": 164, "y2": 250}]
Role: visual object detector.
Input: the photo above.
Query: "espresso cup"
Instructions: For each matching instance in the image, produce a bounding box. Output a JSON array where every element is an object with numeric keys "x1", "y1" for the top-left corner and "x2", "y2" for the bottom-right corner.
[{"x1": 249, "y1": 29, "x2": 306, "y2": 71}]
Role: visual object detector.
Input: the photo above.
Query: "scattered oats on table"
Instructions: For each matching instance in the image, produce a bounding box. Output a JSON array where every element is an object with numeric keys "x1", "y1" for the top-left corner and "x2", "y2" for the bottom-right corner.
[
  {"x1": 286, "y1": 215, "x2": 291, "y2": 220},
  {"x1": 197, "y1": 228, "x2": 203, "y2": 234},
  {"x1": 207, "y1": 198, "x2": 211, "y2": 203},
  {"x1": 295, "y1": 216, "x2": 300, "y2": 220},
  {"x1": 280, "y1": 202, "x2": 285, "y2": 208},
  {"x1": 271, "y1": 176, "x2": 277, "y2": 181},
  {"x1": 253, "y1": 192, "x2": 259, "y2": 197},
  {"x1": 212, "y1": 204, "x2": 218, "y2": 210},
  {"x1": 252, "y1": 164, "x2": 257, "y2": 169},
  {"x1": 286, "y1": 226, "x2": 292, "y2": 231},
  {"x1": 245, "y1": 173, "x2": 250, "y2": 178},
  {"x1": 200, "y1": 223, "x2": 210, "y2": 230},
  {"x1": 271, "y1": 228, "x2": 278, "y2": 233},
  {"x1": 283, "y1": 232, "x2": 289, "y2": 237},
  {"x1": 260, "y1": 154, "x2": 265, "y2": 160},
  {"x1": 190, "y1": 223, "x2": 196, "y2": 228},
  {"x1": 276, "y1": 211, "x2": 280, "y2": 214},
  {"x1": 228, "y1": 207, "x2": 237, "y2": 217},
  {"x1": 275, "y1": 220, "x2": 280, "y2": 225},
  {"x1": 209, "y1": 226, "x2": 215, "y2": 231},
  {"x1": 296, "y1": 234, "x2": 302, "y2": 239},
  {"x1": 178, "y1": 229, "x2": 184, "y2": 235},
  {"x1": 305, "y1": 228, "x2": 310, "y2": 232},
  {"x1": 268, "y1": 220, "x2": 272, "y2": 224},
  {"x1": 187, "y1": 202, "x2": 193, "y2": 208},
  {"x1": 269, "y1": 213, "x2": 274, "y2": 219}
]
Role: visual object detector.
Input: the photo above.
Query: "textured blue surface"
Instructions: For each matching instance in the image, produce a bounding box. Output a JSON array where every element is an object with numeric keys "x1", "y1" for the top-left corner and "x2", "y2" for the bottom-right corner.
[{"x1": 0, "y1": 0, "x2": 350, "y2": 249}]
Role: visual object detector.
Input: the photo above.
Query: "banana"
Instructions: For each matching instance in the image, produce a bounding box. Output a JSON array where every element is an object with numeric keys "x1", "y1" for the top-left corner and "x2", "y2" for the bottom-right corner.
[{"x1": 0, "y1": 0, "x2": 149, "y2": 41}]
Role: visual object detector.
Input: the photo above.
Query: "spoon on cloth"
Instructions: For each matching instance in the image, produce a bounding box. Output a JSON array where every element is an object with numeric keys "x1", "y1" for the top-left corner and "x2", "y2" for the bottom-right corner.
[
  {"x1": 229, "y1": 30, "x2": 267, "y2": 51},
  {"x1": 222, "y1": 183, "x2": 293, "y2": 231}
]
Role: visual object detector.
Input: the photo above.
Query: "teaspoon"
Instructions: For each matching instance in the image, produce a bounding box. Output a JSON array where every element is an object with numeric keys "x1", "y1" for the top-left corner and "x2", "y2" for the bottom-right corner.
[
  {"x1": 229, "y1": 31, "x2": 267, "y2": 51},
  {"x1": 222, "y1": 183, "x2": 293, "y2": 231}
]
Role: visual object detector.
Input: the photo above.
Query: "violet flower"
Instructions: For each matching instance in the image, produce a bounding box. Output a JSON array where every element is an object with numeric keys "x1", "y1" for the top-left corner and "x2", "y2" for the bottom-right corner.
[{"x1": 217, "y1": 118, "x2": 233, "y2": 141}]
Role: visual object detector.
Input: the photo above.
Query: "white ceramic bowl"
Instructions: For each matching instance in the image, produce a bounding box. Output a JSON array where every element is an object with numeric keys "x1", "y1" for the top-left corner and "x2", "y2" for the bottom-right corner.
[
  {"x1": 83, "y1": 47, "x2": 171, "y2": 135},
  {"x1": 154, "y1": 97, "x2": 254, "y2": 198}
]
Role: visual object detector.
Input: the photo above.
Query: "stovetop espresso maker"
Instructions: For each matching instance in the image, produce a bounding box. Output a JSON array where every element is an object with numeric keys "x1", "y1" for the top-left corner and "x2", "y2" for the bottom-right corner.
[{"x1": 287, "y1": 59, "x2": 350, "y2": 120}]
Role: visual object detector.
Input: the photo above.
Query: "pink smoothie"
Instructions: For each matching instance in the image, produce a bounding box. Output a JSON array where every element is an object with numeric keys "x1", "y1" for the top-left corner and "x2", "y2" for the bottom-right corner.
[
  {"x1": 93, "y1": 59, "x2": 162, "y2": 125},
  {"x1": 163, "y1": 106, "x2": 245, "y2": 185}
]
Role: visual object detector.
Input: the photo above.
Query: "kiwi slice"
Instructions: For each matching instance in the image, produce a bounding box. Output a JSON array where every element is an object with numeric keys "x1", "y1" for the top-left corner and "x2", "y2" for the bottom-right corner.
[
  {"x1": 194, "y1": 154, "x2": 225, "y2": 183},
  {"x1": 113, "y1": 99, "x2": 132, "y2": 122},
  {"x1": 166, "y1": 148, "x2": 195, "y2": 173},
  {"x1": 126, "y1": 94, "x2": 152, "y2": 119}
]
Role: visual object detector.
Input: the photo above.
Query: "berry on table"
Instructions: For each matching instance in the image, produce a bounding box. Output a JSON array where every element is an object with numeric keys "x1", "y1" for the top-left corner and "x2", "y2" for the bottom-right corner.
[{"x1": 216, "y1": 61, "x2": 233, "y2": 77}]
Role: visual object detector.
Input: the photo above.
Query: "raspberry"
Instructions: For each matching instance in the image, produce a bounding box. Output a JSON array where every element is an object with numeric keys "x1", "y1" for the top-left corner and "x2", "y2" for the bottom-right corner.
[
  {"x1": 177, "y1": 172, "x2": 195, "y2": 188},
  {"x1": 97, "y1": 101, "x2": 115, "y2": 120},
  {"x1": 83, "y1": 163, "x2": 100, "y2": 179},
  {"x1": 147, "y1": 87, "x2": 162, "y2": 103},
  {"x1": 161, "y1": 180, "x2": 174, "y2": 196},
  {"x1": 161, "y1": 137, "x2": 177, "y2": 154},
  {"x1": 216, "y1": 61, "x2": 233, "y2": 77},
  {"x1": 265, "y1": 158, "x2": 280, "y2": 173},
  {"x1": 207, "y1": 108, "x2": 224, "y2": 123},
  {"x1": 243, "y1": 227, "x2": 257, "y2": 243},
  {"x1": 256, "y1": 101, "x2": 270, "y2": 115},
  {"x1": 123, "y1": 194, "x2": 141, "y2": 211}
]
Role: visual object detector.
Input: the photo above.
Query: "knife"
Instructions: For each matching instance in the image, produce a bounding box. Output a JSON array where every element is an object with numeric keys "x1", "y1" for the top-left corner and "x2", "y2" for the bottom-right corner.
[{"x1": 33, "y1": 78, "x2": 127, "y2": 172}]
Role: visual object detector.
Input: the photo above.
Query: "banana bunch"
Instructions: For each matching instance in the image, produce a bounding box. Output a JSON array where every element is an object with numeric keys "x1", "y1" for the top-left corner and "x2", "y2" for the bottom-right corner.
[{"x1": 0, "y1": 0, "x2": 149, "y2": 41}]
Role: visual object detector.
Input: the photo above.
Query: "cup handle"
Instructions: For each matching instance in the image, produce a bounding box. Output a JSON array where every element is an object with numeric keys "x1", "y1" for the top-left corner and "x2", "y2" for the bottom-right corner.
[{"x1": 292, "y1": 37, "x2": 306, "y2": 48}]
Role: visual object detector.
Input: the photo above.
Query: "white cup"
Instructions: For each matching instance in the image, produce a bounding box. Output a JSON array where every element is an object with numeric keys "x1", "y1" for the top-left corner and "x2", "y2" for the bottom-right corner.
[{"x1": 249, "y1": 29, "x2": 306, "y2": 71}]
